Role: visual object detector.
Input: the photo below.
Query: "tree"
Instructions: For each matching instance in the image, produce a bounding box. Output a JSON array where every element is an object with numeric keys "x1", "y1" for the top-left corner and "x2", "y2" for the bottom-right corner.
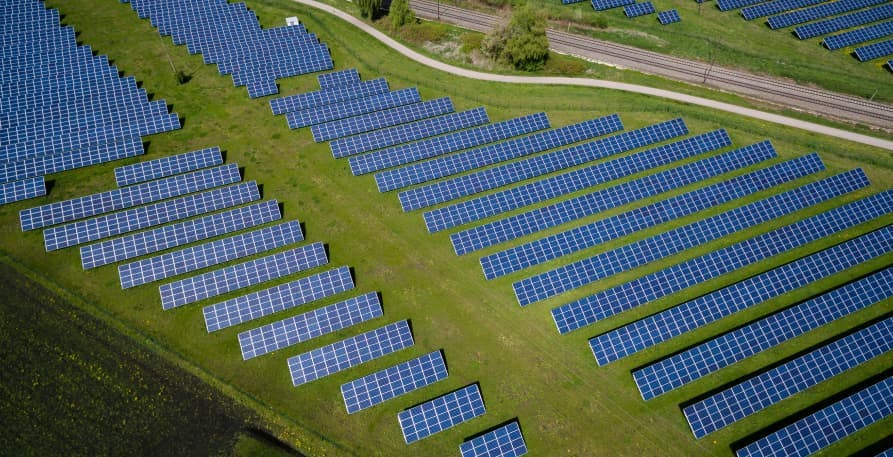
[
  {"x1": 389, "y1": 0, "x2": 415, "y2": 29},
  {"x1": 357, "y1": 0, "x2": 382, "y2": 19},
  {"x1": 482, "y1": 5, "x2": 549, "y2": 71}
]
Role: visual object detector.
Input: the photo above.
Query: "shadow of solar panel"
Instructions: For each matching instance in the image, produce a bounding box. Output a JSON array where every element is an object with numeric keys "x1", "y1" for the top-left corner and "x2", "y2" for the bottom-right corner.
[
  {"x1": 239, "y1": 291, "x2": 379, "y2": 359},
  {"x1": 286, "y1": 88, "x2": 421, "y2": 129},
  {"x1": 318, "y1": 68, "x2": 360, "y2": 90},
  {"x1": 634, "y1": 265, "x2": 893, "y2": 400},
  {"x1": 460, "y1": 421, "x2": 528, "y2": 457},
  {"x1": 658, "y1": 9, "x2": 681, "y2": 24},
  {"x1": 0, "y1": 136, "x2": 145, "y2": 185},
  {"x1": 735, "y1": 376, "x2": 893, "y2": 457},
  {"x1": 204, "y1": 266, "x2": 355, "y2": 332},
  {"x1": 288, "y1": 320, "x2": 414, "y2": 387},
  {"x1": 549, "y1": 189, "x2": 893, "y2": 334},
  {"x1": 624, "y1": 2, "x2": 656, "y2": 17},
  {"x1": 768, "y1": 0, "x2": 886, "y2": 29},
  {"x1": 341, "y1": 350, "x2": 448, "y2": 414},
  {"x1": 270, "y1": 78, "x2": 389, "y2": 115},
  {"x1": 160, "y1": 241, "x2": 327, "y2": 310},
  {"x1": 44, "y1": 181, "x2": 260, "y2": 252},
  {"x1": 794, "y1": 4, "x2": 893, "y2": 39},
  {"x1": 398, "y1": 117, "x2": 682, "y2": 211},
  {"x1": 824, "y1": 21, "x2": 893, "y2": 50},
  {"x1": 0, "y1": 176, "x2": 46, "y2": 205},
  {"x1": 114, "y1": 146, "x2": 223, "y2": 187},
  {"x1": 398, "y1": 384, "x2": 486, "y2": 444},
  {"x1": 856, "y1": 38, "x2": 893, "y2": 61},
  {"x1": 312, "y1": 98, "x2": 454, "y2": 142},
  {"x1": 742, "y1": 0, "x2": 825, "y2": 20}
]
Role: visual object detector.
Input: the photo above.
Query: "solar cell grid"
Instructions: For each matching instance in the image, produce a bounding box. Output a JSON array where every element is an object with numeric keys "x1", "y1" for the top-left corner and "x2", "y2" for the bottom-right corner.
[
  {"x1": 246, "y1": 78, "x2": 279, "y2": 98},
  {"x1": 825, "y1": 21, "x2": 893, "y2": 50},
  {"x1": 658, "y1": 10, "x2": 681, "y2": 24},
  {"x1": 341, "y1": 350, "x2": 448, "y2": 414},
  {"x1": 270, "y1": 78, "x2": 389, "y2": 115},
  {"x1": 399, "y1": 384, "x2": 486, "y2": 444},
  {"x1": 286, "y1": 88, "x2": 421, "y2": 129},
  {"x1": 592, "y1": 0, "x2": 635, "y2": 10},
  {"x1": 1, "y1": 87, "x2": 148, "y2": 128},
  {"x1": 239, "y1": 291, "x2": 381, "y2": 360},
  {"x1": 0, "y1": 176, "x2": 45, "y2": 205},
  {"x1": 114, "y1": 147, "x2": 223, "y2": 187},
  {"x1": 204, "y1": 266, "x2": 355, "y2": 332},
  {"x1": 318, "y1": 68, "x2": 360, "y2": 89},
  {"x1": 633, "y1": 264, "x2": 893, "y2": 400},
  {"x1": 160, "y1": 241, "x2": 327, "y2": 310},
  {"x1": 855, "y1": 39, "x2": 893, "y2": 62},
  {"x1": 288, "y1": 320, "x2": 414, "y2": 387},
  {"x1": 624, "y1": 2, "x2": 656, "y2": 17},
  {"x1": 312, "y1": 97, "x2": 454, "y2": 142},
  {"x1": 768, "y1": 0, "x2": 887, "y2": 29},
  {"x1": 716, "y1": 0, "x2": 763, "y2": 11},
  {"x1": 742, "y1": 0, "x2": 825, "y2": 20},
  {"x1": 794, "y1": 3, "x2": 893, "y2": 39},
  {"x1": 548, "y1": 190, "x2": 893, "y2": 333},
  {"x1": 397, "y1": 117, "x2": 685, "y2": 211},
  {"x1": 460, "y1": 421, "x2": 528, "y2": 457}
]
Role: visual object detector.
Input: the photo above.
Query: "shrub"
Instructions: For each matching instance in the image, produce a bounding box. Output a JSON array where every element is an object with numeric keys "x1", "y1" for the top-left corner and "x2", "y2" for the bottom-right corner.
[
  {"x1": 389, "y1": 0, "x2": 415, "y2": 29},
  {"x1": 482, "y1": 5, "x2": 549, "y2": 71},
  {"x1": 357, "y1": 0, "x2": 382, "y2": 19}
]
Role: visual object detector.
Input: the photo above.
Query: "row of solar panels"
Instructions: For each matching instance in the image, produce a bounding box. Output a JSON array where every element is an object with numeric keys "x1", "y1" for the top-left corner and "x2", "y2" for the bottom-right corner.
[
  {"x1": 0, "y1": 0, "x2": 181, "y2": 205},
  {"x1": 565, "y1": 0, "x2": 681, "y2": 25}
]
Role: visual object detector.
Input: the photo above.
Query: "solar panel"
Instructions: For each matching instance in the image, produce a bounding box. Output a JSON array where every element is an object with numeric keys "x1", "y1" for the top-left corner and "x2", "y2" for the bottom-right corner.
[
  {"x1": 0, "y1": 176, "x2": 45, "y2": 205},
  {"x1": 633, "y1": 264, "x2": 893, "y2": 400},
  {"x1": 270, "y1": 78, "x2": 389, "y2": 115},
  {"x1": 768, "y1": 0, "x2": 887, "y2": 29},
  {"x1": 80, "y1": 199, "x2": 280, "y2": 270},
  {"x1": 460, "y1": 421, "x2": 528, "y2": 457},
  {"x1": 794, "y1": 4, "x2": 893, "y2": 39},
  {"x1": 311, "y1": 98, "x2": 454, "y2": 142},
  {"x1": 288, "y1": 320, "x2": 414, "y2": 387},
  {"x1": 341, "y1": 350, "x2": 448, "y2": 414},
  {"x1": 735, "y1": 376, "x2": 893, "y2": 457},
  {"x1": 334, "y1": 107, "x2": 490, "y2": 160},
  {"x1": 742, "y1": 0, "x2": 825, "y2": 20},
  {"x1": 716, "y1": 0, "x2": 763, "y2": 11},
  {"x1": 204, "y1": 266, "x2": 355, "y2": 332},
  {"x1": 592, "y1": 0, "x2": 635, "y2": 11},
  {"x1": 397, "y1": 118, "x2": 686, "y2": 211},
  {"x1": 624, "y1": 2, "x2": 656, "y2": 17},
  {"x1": 376, "y1": 114, "x2": 625, "y2": 194},
  {"x1": 825, "y1": 21, "x2": 893, "y2": 50},
  {"x1": 160, "y1": 241, "x2": 326, "y2": 310},
  {"x1": 114, "y1": 146, "x2": 223, "y2": 187},
  {"x1": 317, "y1": 68, "x2": 360, "y2": 90},
  {"x1": 239, "y1": 291, "x2": 381, "y2": 360},
  {"x1": 286, "y1": 88, "x2": 421, "y2": 129},
  {"x1": 398, "y1": 384, "x2": 486, "y2": 444},
  {"x1": 21, "y1": 163, "x2": 241, "y2": 231},
  {"x1": 855, "y1": 38, "x2": 893, "y2": 62},
  {"x1": 0, "y1": 136, "x2": 145, "y2": 185},
  {"x1": 344, "y1": 112, "x2": 549, "y2": 170},
  {"x1": 432, "y1": 129, "x2": 732, "y2": 236},
  {"x1": 119, "y1": 220, "x2": 303, "y2": 288},
  {"x1": 44, "y1": 181, "x2": 260, "y2": 252},
  {"x1": 504, "y1": 153, "x2": 830, "y2": 288},
  {"x1": 658, "y1": 9, "x2": 681, "y2": 24},
  {"x1": 548, "y1": 190, "x2": 893, "y2": 333}
]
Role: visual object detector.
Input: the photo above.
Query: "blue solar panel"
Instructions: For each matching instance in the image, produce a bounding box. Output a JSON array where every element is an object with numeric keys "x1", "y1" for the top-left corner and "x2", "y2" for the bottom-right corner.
[
  {"x1": 592, "y1": 0, "x2": 635, "y2": 11},
  {"x1": 376, "y1": 114, "x2": 625, "y2": 194},
  {"x1": 341, "y1": 350, "x2": 448, "y2": 414},
  {"x1": 795, "y1": 4, "x2": 893, "y2": 39},
  {"x1": 624, "y1": 2, "x2": 656, "y2": 17},
  {"x1": 318, "y1": 68, "x2": 360, "y2": 90},
  {"x1": 119, "y1": 220, "x2": 303, "y2": 288},
  {"x1": 480, "y1": 147, "x2": 819, "y2": 280},
  {"x1": 0, "y1": 136, "x2": 145, "y2": 184},
  {"x1": 335, "y1": 107, "x2": 490, "y2": 160},
  {"x1": 768, "y1": 0, "x2": 887, "y2": 29},
  {"x1": 549, "y1": 190, "x2": 893, "y2": 333},
  {"x1": 742, "y1": 0, "x2": 824, "y2": 20},
  {"x1": 716, "y1": 0, "x2": 763, "y2": 11},
  {"x1": 21, "y1": 164, "x2": 241, "y2": 231},
  {"x1": 433, "y1": 129, "x2": 732, "y2": 237},
  {"x1": 399, "y1": 384, "x2": 486, "y2": 444},
  {"x1": 658, "y1": 9, "x2": 681, "y2": 24},
  {"x1": 311, "y1": 98, "x2": 454, "y2": 142},
  {"x1": 825, "y1": 21, "x2": 893, "y2": 50},
  {"x1": 686, "y1": 317, "x2": 893, "y2": 438},
  {"x1": 397, "y1": 118, "x2": 685, "y2": 211},
  {"x1": 80, "y1": 199, "x2": 280, "y2": 270},
  {"x1": 160, "y1": 241, "x2": 327, "y2": 310},
  {"x1": 114, "y1": 146, "x2": 223, "y2": 187},
  {"x1": 239, "y1": 291, "x2": 381, "y2": 360},
  {"x1": 0, "y1": 176, "x2": 45, "y2": 205},
  {"x1": 286, "y1": 88, "x2": 422, "y2": 129},
  {"x1": 344, "y1": 112, "x2": 549, "y2": 169},
  {"x1": 735, "y1": 376, "x2": 893, "y2": 457},
  {"x1": 204, "y1": 266, "x2": 355, "y2": 332},
  {"x1": 288, "y1": 320, "x2": 414, "y2": 387},
  {"x1": 44, "y1": 181, "x2": 260, "y2": 252},
  {"x1": 270, "y1": 78, "x2": 389, "y2": 115},
  {"x1": 856, "y1": 38, "x2": 893, "y2": 61},
  {"x1": 633, "y1": 265, "x2": 893, "y2": 400},
  {"x1": 460, "y1": 421, "x2": 528, "y2": 457}
]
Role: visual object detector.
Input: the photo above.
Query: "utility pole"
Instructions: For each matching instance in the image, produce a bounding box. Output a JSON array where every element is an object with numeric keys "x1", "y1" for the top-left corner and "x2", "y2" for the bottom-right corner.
[{"x1": 437, "y1": 0, "x2": 440, "y2": 20}]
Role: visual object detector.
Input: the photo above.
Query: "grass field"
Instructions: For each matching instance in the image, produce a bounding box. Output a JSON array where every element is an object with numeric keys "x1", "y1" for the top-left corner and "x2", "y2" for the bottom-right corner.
[{"x1": 2, "y1": 0, "x2": 891, "y2": 455}]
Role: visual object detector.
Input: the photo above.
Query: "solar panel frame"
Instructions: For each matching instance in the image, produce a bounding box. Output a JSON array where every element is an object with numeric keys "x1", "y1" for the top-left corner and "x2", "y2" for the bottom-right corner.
[
  {"x1": 624, "y1": 2, "x2": 656, "y2": 17},
  {"x1": 460, "y1": 421, "x2": 528, "y2": 457},
  {"x1": 0, "y1": 176, "x2": 45, "y2": 205},
  {"x1": 398, "y1": 384, "x2": 486, "y2": 444},
  {"x1": 855, "y1": 38, "x2": 893, "y2": 62},
  {"x1": 824, "y1": 21, "x2": 893, "y2": 50},
  {"x1": 341, "y1": 350, "x2": 448, "y2": 414},
  {"x1": 114, "y1": 147, "x2": 223, "y2": 187},
  {"x1": 658, "y1": 9, "x2": 681, "y2": 24}
]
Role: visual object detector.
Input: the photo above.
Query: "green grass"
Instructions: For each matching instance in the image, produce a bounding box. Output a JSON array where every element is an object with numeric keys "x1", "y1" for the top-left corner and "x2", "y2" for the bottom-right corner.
[{"x1": 1, "y1": 0, "x2": 890, "y2": 456}]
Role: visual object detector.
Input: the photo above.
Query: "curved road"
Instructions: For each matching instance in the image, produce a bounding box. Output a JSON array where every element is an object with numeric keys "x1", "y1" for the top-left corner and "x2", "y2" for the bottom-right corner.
[{"x1": 293, "y1": 0, "x2": 893, "y2": 151}]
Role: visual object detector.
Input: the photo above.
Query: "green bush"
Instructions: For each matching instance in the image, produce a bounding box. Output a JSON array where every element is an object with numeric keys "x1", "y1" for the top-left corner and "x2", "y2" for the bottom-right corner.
[
  {"x1": 482, "y1": 5, "x2": 549, "y2": 71},
  {"x1": 357, "y1": 0, "x2": 381, "y2": 19},
  {"x1": 389, "y1": 0, "x2": 415, "y2": 29}
]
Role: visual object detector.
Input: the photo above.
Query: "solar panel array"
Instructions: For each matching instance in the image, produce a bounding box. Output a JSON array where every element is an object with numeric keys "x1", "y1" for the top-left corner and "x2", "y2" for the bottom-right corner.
[
  {"x1": 716, "y1": 0, "x2": 763, "y2": 11},
  {"x1": 824, "y1": 21, "x2": 893, "y2": 50},
  {"x1": 684, "y1": 316, "x2": 893, "y2": 438},
  {"x1": 312, "y1": 98, "x2": 455, "y2": 142},
  {"x1": 658, "y1": 10, "x2": 681, "y2": 24},
  {"x1": 742, "y1": 0, "x2": 825, "y2": 21},
  {"x1": 204, "y1": 266, "x2": 355, "y2": 332},
  {"x1": 341, "y1": 350, "x2": 448, "y2": 414},
  {"x1": 592, "y1": 0, "x2": 635, "y2": 11},
  {"x1": 271, "y1": 78, "x2": 389, "y2": 116},
  {"x1": 345, "y1": 112, "x2": 549, "y2": 172},
  {"x1": 460, "y1": 421, "x2": 528, "y2": 457},
  {"x1": 633, "y1": 265, "x2": 893, "y2": 400},
  {"x1": 0, "y1": 176, "x2": 45, "y2": 205},
  {"x1": 318, "y1": 68, "x2": 360, "y2": 90},
  {"x1": 514, "y1": 152, "x2": 823, "y2": 304},
  {"x1": 119, "y1": 220, "x2": 303, "y2": 288},
  {"x1": 549, "y1": 190, "x2": 893, "y2": 333},
  {"x1": 44, "y1": 181, "x2": 260, "y2": 252},
  {"x1": 794, "y1": 4, "x2": 893, "y2": 40},
  {"x1": 735, "y1": 376, "x2": 893, "y2": 457},
  {"x1": 113, "y1": 146, "x2": 223, "y2": 187},
  {"x1": 398, "y1": 384, "x2": 486, "y2": 444},
  {"x1": 288, "y1": 320, "x2": 414, "y2": 386},
  {"x1": 286, "y1": 88, "x2": 421, "y2": 129},
  {"x1": 768, "y1": 0, "x2": 887, "y2": 29},
  {"x1": 80, "y1": 199, "x2": 280, "y2": 270},
  {"x1": 856, "y1": 39, "x2": 893, "y2": 61},
  {"x1": 624, "y1": 2, "x2": 656, "y2": 17},
  {"x1": 239, "y1": 291, "x2": 381, "y2": 360},
  {"x1": 591, "y1": 209, "x2": 887, "y2": 366},
  {"x1": 160, "y1": 241, "x2": 327, "y2": 310}
]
